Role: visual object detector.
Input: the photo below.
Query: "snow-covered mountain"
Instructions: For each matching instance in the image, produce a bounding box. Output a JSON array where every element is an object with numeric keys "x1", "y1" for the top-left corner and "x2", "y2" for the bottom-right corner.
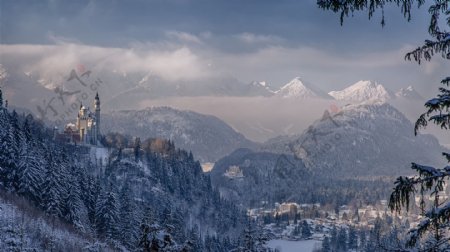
[
  {"x1": 101, "y1": 107, "x2": 258, "y2": 162},
  {"x1": 395, "y1": 86, "x2": 423, "y2": 99},
  {"x1": 246, "y1": 80, "x2": 275, "y2": 96},
  {"x1": 0, "y1": 65, "x2": 56, "y2": 112},
  {"x1": 275, "y1": 77, "x2": 332, "y2": 99},
  {"x1": 261, "y1": 102, "x2": 446, "y2": 177},
  {"x1": 328, "y1": 80, "x2": 393, "y2": 102},
  {"x1": 210, "y1": 102, "x2": 447, "y2": 207}
]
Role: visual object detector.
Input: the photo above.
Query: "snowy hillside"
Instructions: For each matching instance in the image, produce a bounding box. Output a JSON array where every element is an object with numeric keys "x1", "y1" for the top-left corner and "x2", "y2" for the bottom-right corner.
[
  {"x1": 0, "y1": 193, "x2": 112, "y2": 251},
  {"x1": 328, "y1": 80, "x2": 392, "y2": 102},
  {"x1": 102, "y1": 107, "x2": 257, "y2": 162},
  {"x1": 275, "y1": 77, "x2": 332, "y2": 99}
]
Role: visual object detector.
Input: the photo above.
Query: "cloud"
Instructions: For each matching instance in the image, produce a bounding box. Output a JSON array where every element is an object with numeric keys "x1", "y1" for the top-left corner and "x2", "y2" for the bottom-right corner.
[
  {"x1": 164, "y1": 31, "x2": 203, "y2": 44},
  {"x1": 204, "y1": 44, "x2": 417, "y2": 87},
  {"x1": 47, "y1": 31, "x2": 83, "y2": 45},
  {"x1": 234, "y1": 32, "x2": 283, "y2": 44},
  {"x1": 1, "y1": 35, "x2": 448, "y2": 94},
  {"x1": 0, "y1": 43, "x2": 213, "y2": 83}
]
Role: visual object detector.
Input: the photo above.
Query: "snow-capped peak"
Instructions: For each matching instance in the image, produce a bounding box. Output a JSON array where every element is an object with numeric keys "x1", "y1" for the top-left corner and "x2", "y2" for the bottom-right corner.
[
  {"x1": 247, "y1": 80, "x2": 275, "y2": 95},
  {"x1": 328, "y1": 80, "x2": 392, "y2": 102},
  {"x1": 250, "y1": 80, "x2": 269, "y2": 88},
  {"x1": 395, "y1": 85, "x2": 423, "y2": 100},
  {"x1": 275, "y1": 77, "x2": 330, "y2": 99}
]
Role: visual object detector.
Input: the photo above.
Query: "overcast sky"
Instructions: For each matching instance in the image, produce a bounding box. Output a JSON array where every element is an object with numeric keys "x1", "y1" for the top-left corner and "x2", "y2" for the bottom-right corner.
[{"x1": 1, "y1": 0, "x2": 448, "y2": 94}]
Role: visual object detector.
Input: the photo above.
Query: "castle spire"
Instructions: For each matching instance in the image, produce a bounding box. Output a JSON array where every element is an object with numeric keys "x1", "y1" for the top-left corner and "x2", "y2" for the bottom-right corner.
[{"x1": 94, "y1": 93, "x2": 100, "y2": 145}]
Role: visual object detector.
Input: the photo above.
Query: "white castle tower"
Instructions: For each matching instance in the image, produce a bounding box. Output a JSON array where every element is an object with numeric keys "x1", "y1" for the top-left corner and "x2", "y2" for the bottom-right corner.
[
  {"x1": 95, "y1": 92, "x2": 101, "y2": 138},
  {"x1": 73, "y1": 93, "x2": 100, "y2": 145}
]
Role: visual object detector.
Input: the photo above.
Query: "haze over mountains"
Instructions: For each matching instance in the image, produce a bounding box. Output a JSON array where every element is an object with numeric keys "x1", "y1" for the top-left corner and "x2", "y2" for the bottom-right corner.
[
  {"x1": 0, "y1": 62, "x2": 422, "y2": 104},
  {"x1": 1, "y1": 62, "x2": 447, "y2": 146}
]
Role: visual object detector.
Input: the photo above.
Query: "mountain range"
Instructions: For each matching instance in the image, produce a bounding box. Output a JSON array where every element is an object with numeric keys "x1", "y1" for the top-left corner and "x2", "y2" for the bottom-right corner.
[
  {"x1": 1, "y1": 63, "x2": 437, "y2": 148},
  {"x1": 0, "y1": 62, "x2": 423, "y2": 112}
]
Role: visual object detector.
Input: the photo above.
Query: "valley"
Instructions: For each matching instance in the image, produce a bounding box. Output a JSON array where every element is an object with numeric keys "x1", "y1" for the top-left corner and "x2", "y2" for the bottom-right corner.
[{"x1": 1, "y1": 1, "x2": 449, "y2": 250}]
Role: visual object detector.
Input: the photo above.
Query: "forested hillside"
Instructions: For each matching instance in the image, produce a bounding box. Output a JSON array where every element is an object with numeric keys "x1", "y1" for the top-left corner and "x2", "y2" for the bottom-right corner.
[
  {"x1": 211, "y1": 148, "x2": 392, "y2": 208},
  {"x1": 0, "y1": 106, "x2": 245, "y2": 251}
]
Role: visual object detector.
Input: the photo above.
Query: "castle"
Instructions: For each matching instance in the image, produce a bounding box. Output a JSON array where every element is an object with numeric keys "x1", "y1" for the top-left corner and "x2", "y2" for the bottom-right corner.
[{"x1": 61, "y1": 93, "x2": 101, "y2": 145}]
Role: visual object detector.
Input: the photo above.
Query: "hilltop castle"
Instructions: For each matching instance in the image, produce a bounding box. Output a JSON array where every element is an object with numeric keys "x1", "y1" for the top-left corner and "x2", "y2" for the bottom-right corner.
[{"x1": 61, "y1": 93, "x2": 101, "y2": 145}]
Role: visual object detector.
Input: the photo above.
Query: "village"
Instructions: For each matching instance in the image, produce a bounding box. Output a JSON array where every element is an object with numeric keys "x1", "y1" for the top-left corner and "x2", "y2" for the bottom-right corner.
[{"x1": 247, "y1": 195, "x2": 443, "y2": 244}]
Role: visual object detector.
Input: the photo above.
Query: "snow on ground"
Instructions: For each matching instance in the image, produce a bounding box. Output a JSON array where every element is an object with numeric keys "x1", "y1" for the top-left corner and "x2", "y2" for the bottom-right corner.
[
  {"x1": 0, "y1": 194, "x2": 109, "y2": 251},
  {"x1": 90, "y1": 146, "x2": 110, "y2": 165},
  {"x1": 267, "y1": 239, "x2": 321, "y2": 252}
]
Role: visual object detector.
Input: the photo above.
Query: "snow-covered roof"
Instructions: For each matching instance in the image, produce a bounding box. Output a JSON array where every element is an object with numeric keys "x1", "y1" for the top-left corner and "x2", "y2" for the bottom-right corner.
[{"x1": 65, "y1": 123, "x2": 76, "y2": 129}]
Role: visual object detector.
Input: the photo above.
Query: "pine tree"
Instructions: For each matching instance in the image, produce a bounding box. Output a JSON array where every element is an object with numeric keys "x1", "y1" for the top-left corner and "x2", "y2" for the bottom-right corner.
[
  {"x1": 63, "y1": 173, "x2": 87, "y2": 231},
  {"x1": 348, "y1": 225, "x2": 358, "y2": 250},
  {"x1": 138, "y1": 222, "x2": 153, "y2": 252},
  {"x1": 85, "y1": 175, "x2": 101, "y2": 229},
  {"x1": 336, "y1": 227, "x2": 347, "y2": 251},
  {"x1": 321, "y1": 236, "x2": 331, "y2": 252},
  {"x1": 0, "y1": 86, "x2": 3, "y2": 108},
  {"x1": 118, "y1": 180, "x2": 139, "y2": 249},
  {"x1": 330, "y1": 226, "x2": 338, "y2": 249},
  {"x1": 134, "y1": 137, "x2": 141, "y2": 162},
  {"x1": 138, "y1": 207, "x2": 156, "y2": 252},
  {"x1": 301, "y1": 220, "x2": 312, "y2": 239},
  {"x1": 95, "y1": 189, "x2": 119, "y2": 240},
  {"x1": 186, "y1": 225, "x2": 202, "y2": 252},
  {"x1": 7, "y1": 111, "x2": 23, "y2": 191},
  {"x1": 292, "y1": 224, "x2": 300, "y2": 237},
  {"x1": 17, "y1": 145, "x2": 43, "y2": 203},
  {"x1": 22, "y1": 116, "x2": 32, "y2": 142},
  {"x1": 41, "y1": 151, "x2": 65, "y2": 218},
  {"x1": 0, "y1": 111, "x2": 20, "y2": 191},
  {"x1": 359, "y1": 230, "x2": 367, "y2": 250},
  {"x1": 235, "y1": 219, "x2": 268, "y2": 252}
]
